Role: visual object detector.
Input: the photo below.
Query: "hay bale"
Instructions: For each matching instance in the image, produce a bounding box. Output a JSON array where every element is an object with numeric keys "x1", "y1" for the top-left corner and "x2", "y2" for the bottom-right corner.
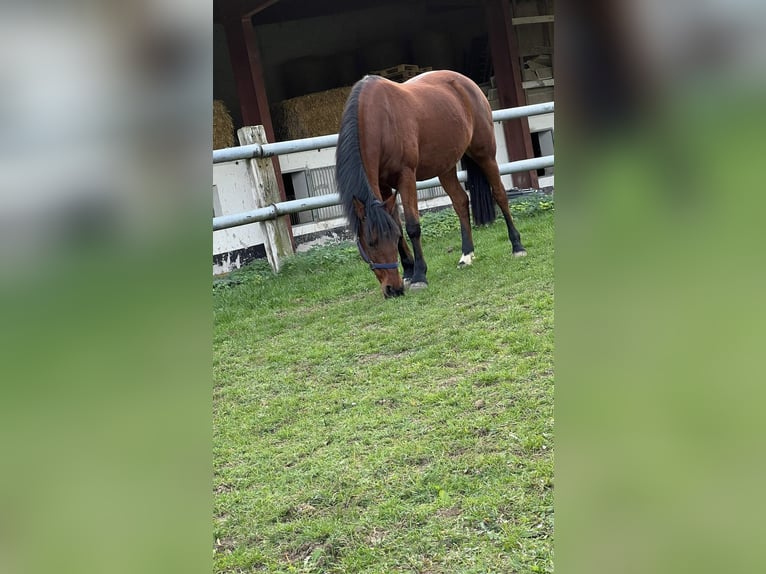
[
  {"x1": 213, "y1": 100, "x2": 235, "y2": 150},
  {"x1": 271, "y1": 86, "x2": 353, "y2": 141}
]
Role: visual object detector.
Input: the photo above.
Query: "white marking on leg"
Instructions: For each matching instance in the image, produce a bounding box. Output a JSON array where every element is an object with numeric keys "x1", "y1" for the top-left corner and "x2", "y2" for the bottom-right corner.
[
  {"x1": 513, "y1": 250, "x2": 527, "y2": 258},
  {"x1": 410, "y1": 282, "x2": 428, "y2": 290},
  {"x1": 458, "y1": 252, "x2": 475, "y2": 267}
]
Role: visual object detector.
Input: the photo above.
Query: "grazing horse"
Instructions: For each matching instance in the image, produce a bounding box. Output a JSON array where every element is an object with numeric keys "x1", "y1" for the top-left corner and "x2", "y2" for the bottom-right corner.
[{"x1": 336, "y1": 70, "x2": 526, "y2": 298}]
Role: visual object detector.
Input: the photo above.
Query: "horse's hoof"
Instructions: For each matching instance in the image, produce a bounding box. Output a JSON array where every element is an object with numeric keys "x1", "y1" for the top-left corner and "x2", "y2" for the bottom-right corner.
[
  {"x1": 409, "y1": 282, "x2": 428, "y2": 291},
  {"x1": 403, "y1": 277, "x2": 412, "y2": 288},
  {"x1": 513, "y1": 250, "x2": 527, "y2": 258},
  {"x1": 458, "y1": 252, "x2": 474, "y2": 267}
]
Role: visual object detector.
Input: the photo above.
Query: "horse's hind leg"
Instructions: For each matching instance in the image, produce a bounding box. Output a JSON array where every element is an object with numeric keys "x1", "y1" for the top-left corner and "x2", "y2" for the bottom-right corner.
[
  {"x1": 473, "y1": 154, "x2": 526, "y2": 256},
  {"x1": 381, "y1": 185, "x2": 415, "y2": 283},
  {"x1": 439, "y1": 168, "x2": 476, "y2": 267}
]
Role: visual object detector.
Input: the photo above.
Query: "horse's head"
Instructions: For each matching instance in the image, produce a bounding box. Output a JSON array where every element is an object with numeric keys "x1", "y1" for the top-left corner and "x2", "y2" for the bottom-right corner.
[{"x1": 353, "y1": 197, "x2": 404, "y2": 298}]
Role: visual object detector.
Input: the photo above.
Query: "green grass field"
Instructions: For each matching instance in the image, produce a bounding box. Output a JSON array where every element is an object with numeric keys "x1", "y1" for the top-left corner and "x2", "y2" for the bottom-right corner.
[{"x1": 213, "y1": 202, "x2": 553, "y2": 573}]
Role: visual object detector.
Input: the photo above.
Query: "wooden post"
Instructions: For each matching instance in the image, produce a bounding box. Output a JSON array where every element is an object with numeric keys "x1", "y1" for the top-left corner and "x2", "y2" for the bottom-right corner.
[
  {"x1": 485, "y1": 0, "x2": 538, "y2": 189},
  {"x1": 237, "y1": 126, "x2": 294, "y2": 273},
  {"x1": 223, "y1": 13, "x2": 294, "y2": 247}
]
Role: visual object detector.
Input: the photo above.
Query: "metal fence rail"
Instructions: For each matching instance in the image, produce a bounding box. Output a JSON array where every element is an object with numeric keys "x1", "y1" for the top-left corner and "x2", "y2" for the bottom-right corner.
[{"x1": 212, "y1": 102, "x2": 554, "y2": 165}]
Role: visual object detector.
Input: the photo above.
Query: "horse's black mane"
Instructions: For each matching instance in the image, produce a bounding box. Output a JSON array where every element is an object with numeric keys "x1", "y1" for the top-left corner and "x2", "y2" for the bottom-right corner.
[{"x1": 336, "y1": 76, "x2": 400, "y2": 243}]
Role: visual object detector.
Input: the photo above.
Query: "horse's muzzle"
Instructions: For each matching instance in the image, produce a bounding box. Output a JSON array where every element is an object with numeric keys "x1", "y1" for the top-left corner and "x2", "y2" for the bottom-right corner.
[{"x1": 384, "y1": 284, "x2": 405, "y2": 298}]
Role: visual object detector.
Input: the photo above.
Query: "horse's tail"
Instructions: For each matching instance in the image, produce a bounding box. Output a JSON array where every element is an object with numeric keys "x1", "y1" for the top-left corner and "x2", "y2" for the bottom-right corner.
[{"x1": 463, "y1": 154, "x2": 496, "y2": 226}]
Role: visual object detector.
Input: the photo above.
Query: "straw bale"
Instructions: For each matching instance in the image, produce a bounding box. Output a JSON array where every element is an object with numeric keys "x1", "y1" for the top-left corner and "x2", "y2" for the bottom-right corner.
[
  {"x1": 213, "y1": 100, "x2": 235, "y2": 150},
  {"x1": 271, "y1": 86, "x2": 353, "y2": 141}
]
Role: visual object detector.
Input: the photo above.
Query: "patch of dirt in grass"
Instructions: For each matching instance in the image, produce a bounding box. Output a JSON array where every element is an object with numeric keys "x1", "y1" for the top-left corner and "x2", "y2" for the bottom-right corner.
[
  {"x1": 446, "y1": 445, "x2": 469, "y2": 458},
  {"x1": 284, "y1": 540, "x2": 338, "y2": 566},
  {"x1": 295, "y1": 503, "x2": 317, "y2": 515},
  {"x1": 436, "y1": 506, "x2": 463, "y2": 519},
  {"x1": 437, "y1": 375, "x2": 462, "y2": 388},
  {"x1": 284, "y1": 542, "x2": 318, "y2": 562},
  {"x1": 214, "y1": 537, "x2": 236, "y2": 553},
  {"x1": 365, "y1": 528, "x2": 387, "y2": 546},
  {"x1": 279, "y1": 502, "x2": 319, "y2": 522},
  {"x1": 404, "y1": 454, "x2": 432, "y2": 469},
  {"x1": 375, "y1": 397, "x2": 398, "y2": 408},
  {"x1": 438, "y1": 365, "x2": 486, "y2": 389},
  {"x1": 436, "y1": 374, "x2": 468, "y2": 390},
  {"x1": 214, "y1": 483, "x2": 234, "y2": 494}
]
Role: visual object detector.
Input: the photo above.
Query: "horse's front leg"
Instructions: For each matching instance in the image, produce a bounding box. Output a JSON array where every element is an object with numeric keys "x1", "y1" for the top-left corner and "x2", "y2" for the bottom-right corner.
[
  {"x1": 381, "y1": 185, "x2": 415, "y2": 284},
  {"x1": 397, "y1": 171, "x2": 428, "y2": 289},
  {"x1": 439, "y1": 168, "x2": 476, "y2": 267}
]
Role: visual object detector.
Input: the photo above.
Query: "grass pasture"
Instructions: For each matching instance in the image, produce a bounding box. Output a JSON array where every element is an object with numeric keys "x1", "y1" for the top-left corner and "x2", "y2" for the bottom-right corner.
[{"x1": 214, "y1": 202, "x2": 554, "y2": 573}]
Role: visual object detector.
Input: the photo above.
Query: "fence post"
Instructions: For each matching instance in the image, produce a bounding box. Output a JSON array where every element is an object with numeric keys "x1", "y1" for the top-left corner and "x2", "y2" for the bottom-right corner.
[{"x1": 237, "y1": 126, "x2": 294, "y2": 272}]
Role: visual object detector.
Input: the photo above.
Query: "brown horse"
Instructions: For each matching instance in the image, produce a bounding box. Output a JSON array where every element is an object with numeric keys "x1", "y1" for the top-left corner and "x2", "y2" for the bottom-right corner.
[{"x1": 336, "y1": 70, "x2": 526, "y2": 298}]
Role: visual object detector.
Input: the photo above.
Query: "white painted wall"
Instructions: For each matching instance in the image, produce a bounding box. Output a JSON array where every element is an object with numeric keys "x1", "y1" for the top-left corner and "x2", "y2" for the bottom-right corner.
[
  {"x1": 494, "y1": 121, "x2": 514, "y2": 190},
  {"x1": 528, "y1": 112, "x2": 555, "y2": 187},
  {"x1": 213, "y1": 160, "x2": 266, "y2": 274}
]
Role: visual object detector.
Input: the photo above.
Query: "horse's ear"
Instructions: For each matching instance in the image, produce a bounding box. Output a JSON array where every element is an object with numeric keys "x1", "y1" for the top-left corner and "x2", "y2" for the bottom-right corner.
[
  {"x1": 383, "y1": 194, "x2": 397, "y2": 214},
  {"x1": 352, "y1": 197, "x2": 366, "y2": 221}
]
